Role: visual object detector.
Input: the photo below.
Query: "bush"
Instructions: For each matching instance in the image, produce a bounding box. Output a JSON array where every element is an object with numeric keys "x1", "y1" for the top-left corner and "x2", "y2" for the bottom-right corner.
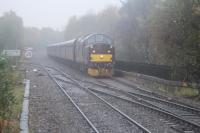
[
  {"x1": 0, "y1": 57, "x2": 7, "y2": 69},
  {"x1": 0, "y1": 56, "x2": 14, "y2": 120}
]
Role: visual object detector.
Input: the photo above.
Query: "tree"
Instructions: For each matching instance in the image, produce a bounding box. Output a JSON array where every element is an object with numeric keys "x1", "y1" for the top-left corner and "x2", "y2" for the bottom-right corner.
[
  {"x1": 0, "y1": 11, "x2": 24, "y2": 52},
  {"x1": 116, "y1": 0, "x2": 154, "y2": 62},
  {"x1": 63, "y1": 0, "x2": 200, "y2": 81},
  {"x1": 64, "y1": 6, "x2": 119, "y2": 40},
  {"x1": 24, "y1": 27, "x2": 64, "y2": 49},
  {"x1": 148, "y1": 0, "x2": 200, "y2": 81}
]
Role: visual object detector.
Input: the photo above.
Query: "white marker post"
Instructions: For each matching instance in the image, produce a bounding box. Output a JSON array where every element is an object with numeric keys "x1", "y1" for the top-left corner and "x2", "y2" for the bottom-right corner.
[
  {"x1": 20, "y1": 79, "x2": 30, "y2": 133},
  {"x1": 25, "y1": 51, "x2": 32, "y2": 58}
]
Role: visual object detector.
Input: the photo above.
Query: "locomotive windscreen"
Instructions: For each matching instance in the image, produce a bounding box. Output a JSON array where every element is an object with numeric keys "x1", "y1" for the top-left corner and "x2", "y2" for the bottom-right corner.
[{"x1": 87, "y1": 34, "x2": 112, "y2": 45}]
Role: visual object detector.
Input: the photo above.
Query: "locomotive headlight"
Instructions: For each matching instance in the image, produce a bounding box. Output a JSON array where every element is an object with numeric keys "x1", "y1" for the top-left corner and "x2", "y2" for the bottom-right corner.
[
  {"x1": 107, "y1": 50, "x2": 111, "y2": 53},
  {"x1": 100, "y1": 55, "x2": 104, "y2": 59},
  {"x1": 92, "y1": 50, "x2": 96, "y2": 53}
]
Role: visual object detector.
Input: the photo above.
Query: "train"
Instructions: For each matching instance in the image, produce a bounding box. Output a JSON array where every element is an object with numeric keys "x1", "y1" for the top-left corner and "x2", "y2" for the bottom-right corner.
[{"x1": 47, "y1": 33, "x2": 115, "y2": 77}]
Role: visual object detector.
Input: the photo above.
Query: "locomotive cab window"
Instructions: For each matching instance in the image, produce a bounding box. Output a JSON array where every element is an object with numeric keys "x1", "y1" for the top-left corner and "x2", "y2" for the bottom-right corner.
[
  {"x1": 96, "y1": 34, "x2": 112, "y2": 45},
  {"x1": 103, "y1": 36, "x2": 112, "y2": 45},
  {"x1": 87, "y1": 34, "x2": 113, "y2": 45},
  {"x1": 96, "y1": 35, "x2": 104, "y2": 42}
]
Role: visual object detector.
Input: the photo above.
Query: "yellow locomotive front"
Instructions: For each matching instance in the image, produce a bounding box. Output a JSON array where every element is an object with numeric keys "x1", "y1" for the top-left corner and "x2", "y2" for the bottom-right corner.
[{"x1": 86, "y1": 34, "x2": 114, "y2": 77}]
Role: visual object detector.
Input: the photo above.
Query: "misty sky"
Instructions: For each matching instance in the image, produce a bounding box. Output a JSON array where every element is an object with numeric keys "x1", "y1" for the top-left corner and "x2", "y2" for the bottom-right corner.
[{"x1": 0, "y1": 0, "x2": 121, "y2": 30}]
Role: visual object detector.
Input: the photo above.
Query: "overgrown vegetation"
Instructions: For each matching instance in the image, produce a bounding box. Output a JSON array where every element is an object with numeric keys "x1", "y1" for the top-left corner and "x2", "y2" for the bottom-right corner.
[
  {"x1": 0, "y1": 11, "x2": 24, "y2": 52},
  {"x1": 24, "y1": 27, "x2": 64, "y2": 48},
  {"x1": 0, "y1": 11, "x2": 24, "y2": 132},
  {"x1": 0, "y1": 57, "x2": 24, "y2": 132},
  {"x1": 0, "y1": 11, "x2": 64, "y2": 53},
  {"x1": 0, "y1": 57, "x2": 14, "y2": 119}
]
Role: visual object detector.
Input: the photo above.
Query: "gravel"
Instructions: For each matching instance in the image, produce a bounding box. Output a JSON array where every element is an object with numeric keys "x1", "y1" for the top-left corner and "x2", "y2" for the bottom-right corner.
[
  {"x1": 59, "y1": 80, "x2": 142, "y2": 133},
  {"x1": 25, "y1": 48, "x2": 199, "y2": 133},
  {"x1": 87, "y1": 82, "x2": 179, "y2": 133},
  {"x1": 94, "y1": 92, "x2": 176, "y2": 133},
  {"x1": 113, "y1": 77, "x2": 200, "y2": 109},
  {"x1": 26, "y1": 65, "x2": 93, "y2": 133}
]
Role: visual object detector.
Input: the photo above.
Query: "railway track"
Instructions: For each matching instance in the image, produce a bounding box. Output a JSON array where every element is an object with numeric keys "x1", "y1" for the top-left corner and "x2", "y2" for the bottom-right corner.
[
  {"x1": 44, "y1": 65, "x2": 200, "y2": 132},
  {"x1": 110, "y1": 77, "x2": 200, "y2": 114},
  {"x1": 43, "y1": 66, "x2": 99, "y2": 133},
  {"x1": 89, "y1": 79, "x2": 200, "y2": 133},
  {"x1": 27, "y1": 62, "x2": 200, "y2": 132},
  {"x1": 112, "y1": 73, "x2": 199, "y2": 109},
  {"x1": 42, "y1": 65, "x2": 151, "y2": 133},
  {"x1": 99, "y1": 78, "x2": 200, "y2": 114}
]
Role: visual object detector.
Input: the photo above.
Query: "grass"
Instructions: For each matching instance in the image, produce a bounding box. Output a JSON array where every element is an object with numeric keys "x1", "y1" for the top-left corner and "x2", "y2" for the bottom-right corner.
[
  {"x1": 175, "y1": 86, "x2": 199, "y2": 97},
  {"x1": 1, "y1": 70, "x2": 24, "y2": 133}
]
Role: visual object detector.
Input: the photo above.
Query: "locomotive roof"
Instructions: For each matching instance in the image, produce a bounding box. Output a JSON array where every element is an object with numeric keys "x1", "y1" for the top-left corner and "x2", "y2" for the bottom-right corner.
[
  {"x1": 85, "y1": 33, "x2": 111, "y2": 39},
  {"x1": 47, "y1": 33, "x2": 113, "y2": 47},
  {"x1": 80, "y1": 33, "x2": 112, "y2": 41},
  {"x1": 77, "y1": 33, "x2": 113, "y2": 45}
]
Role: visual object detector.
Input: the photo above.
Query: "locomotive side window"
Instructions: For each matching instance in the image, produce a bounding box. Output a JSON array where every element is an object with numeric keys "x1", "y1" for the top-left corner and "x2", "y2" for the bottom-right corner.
[{"x1": 103, "y1": 36, "x2": 112, "y2": 45}]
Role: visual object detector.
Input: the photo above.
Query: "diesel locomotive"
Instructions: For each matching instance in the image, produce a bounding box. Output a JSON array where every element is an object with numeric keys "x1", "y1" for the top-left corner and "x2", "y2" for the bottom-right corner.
[{"x1": 47, "y1": 33, "x2": 114, "y2": 77}]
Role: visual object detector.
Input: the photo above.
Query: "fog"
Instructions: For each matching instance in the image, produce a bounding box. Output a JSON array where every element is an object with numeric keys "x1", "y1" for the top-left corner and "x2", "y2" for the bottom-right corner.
[
  {"x1": 0, "y1": 0, "x2": 121, "y2": 29},
  {"x1": 0, "y1": 0, "x2": 199, "y2": 81},
  {"x1": 0, "y1": 1, "x2": 200, "y2": 133}
]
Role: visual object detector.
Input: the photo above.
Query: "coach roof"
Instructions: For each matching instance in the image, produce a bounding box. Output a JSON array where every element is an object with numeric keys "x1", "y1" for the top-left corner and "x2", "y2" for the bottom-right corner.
[{"x1": 47, "y1": 39, "x2": 76, "y2": 47}]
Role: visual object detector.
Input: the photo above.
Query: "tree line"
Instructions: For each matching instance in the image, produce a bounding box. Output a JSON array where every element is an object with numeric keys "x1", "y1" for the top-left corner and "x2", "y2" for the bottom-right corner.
[
  {"x1": 64, "y1": 0, "x2": 200, "y2": 82},
  {"x1": 0, "y1": 11, "x2": 63, "y2": 128},
  {"x1": 0, "y1": 11, "x2": 64, "y2": 53}
]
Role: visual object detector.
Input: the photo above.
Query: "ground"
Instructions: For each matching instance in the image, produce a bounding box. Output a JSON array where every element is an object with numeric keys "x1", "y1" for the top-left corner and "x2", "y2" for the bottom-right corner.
[{"x1": 23, "y1": 48, "x2": 200, "y2": 133}]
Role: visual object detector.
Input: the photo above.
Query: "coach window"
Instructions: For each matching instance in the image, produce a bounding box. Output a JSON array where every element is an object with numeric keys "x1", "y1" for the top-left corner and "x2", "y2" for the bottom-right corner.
[
  {"x1": 66, "y1": 46, "x2": 67, "y2": 57},
  {"x1": 65, "y1": 46, "x2": 67, "y2": 57},
  {"x1": 77, "y1": 45, "x2": 80, "y2": 57},
  {"x1": 79, "y1": 45, "x2": 82, "y2": 57},
  {"x1": 82, "y1": 45, "x2": 84, "y2": 57}
]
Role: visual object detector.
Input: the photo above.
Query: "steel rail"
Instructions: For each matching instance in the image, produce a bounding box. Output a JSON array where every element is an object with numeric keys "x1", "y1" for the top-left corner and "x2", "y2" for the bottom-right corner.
[
  {"x1": 95, "y1": 79, "x2": 200, "y2": 115},
  {"x1": 84, "y1": 87, "x2": 151, "y2": 133},
  {"x1": 88, "y1": 88, "x2": 200, "y2": 132},
  {"x1": 64, "y1": 75, "x2": 200, "y2": 132},
  {"x1": 45, "y1": 66, "x2": 200, "y2": 130},
  {"x1": 112, "y1": 77, "x2": 171, "y2": 97},
  {"x1": 42, "y1": 65, "x2": 100, "y2": 133},
  {"x1": 128, "y1": 92, "x2": 200, "y2": 115},
  {"x1": 45, "y1": 66, "x2": 200, "y2": 132},
  {"x1": 54, "y1": 68, "x2": 152, "y2": 133},
  {"x1": 112, "y1": 77, "x2": 200, "y2": 109},
  {"x1": 26, "y1": 63, "x2": 200, "y2": 132},
  {"x1": 95, "y1": 81, "x2": 200, "y2": 129}
]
